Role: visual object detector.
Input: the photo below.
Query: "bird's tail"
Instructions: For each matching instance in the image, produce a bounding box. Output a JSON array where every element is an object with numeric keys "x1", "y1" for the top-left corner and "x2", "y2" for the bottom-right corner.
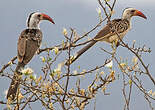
[
  {"x1": 65, "y1": 40, "x2": 97, "y2": 65},
  {"x1": 7, "y1": 62, "x2": 25, "y2": 100}
]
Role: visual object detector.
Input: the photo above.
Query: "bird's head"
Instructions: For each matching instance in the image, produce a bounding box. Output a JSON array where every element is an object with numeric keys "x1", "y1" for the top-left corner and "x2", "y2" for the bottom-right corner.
[
  {"x1": 122, "y1": 8, "x2": 147, "y2": 20},
  {"x1": 27, "y1": 12, "x2": 55, "y2": 29}
]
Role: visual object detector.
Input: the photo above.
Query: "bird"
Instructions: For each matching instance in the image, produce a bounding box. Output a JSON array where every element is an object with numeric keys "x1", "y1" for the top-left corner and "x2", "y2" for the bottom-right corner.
[
  {"x1": 65, "y1": 8, "x2": 147, "y2": 65},
  {"x1": 7, "y1": 12, "x2": 55, "y2": 100}
]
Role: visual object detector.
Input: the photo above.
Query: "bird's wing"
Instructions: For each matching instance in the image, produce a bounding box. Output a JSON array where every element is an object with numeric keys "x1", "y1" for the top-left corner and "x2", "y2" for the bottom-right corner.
[
  {"x1": 17, "y1": 29, "x2": 42, "y2": 65},
  {"x1": 17, "y1": 30, "x2": 27, "y2": 63},
  {"x1": 94, "y1": 19, "x2": 129, "y2": 42},
  {"x1": 94, "y1": 24, "x2": 113, "y2": 41}
]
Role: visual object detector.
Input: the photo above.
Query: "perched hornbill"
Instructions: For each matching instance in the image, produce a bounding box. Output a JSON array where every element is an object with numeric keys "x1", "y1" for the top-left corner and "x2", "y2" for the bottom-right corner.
[
  {"x1": 65, "y1": 8, "x2": 147, "y2": 65},
  {"x1": 7, "y1": 12, "x2": 55, "y2": 100}
]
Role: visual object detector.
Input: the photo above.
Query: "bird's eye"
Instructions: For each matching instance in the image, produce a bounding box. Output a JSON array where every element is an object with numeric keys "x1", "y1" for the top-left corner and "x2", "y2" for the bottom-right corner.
[
  {"x1": 131, "y1": 10, "x2": 135, "y2": 13},
  {"x1": 37, "y1": 14, "x2": 41, "y2": 17}
]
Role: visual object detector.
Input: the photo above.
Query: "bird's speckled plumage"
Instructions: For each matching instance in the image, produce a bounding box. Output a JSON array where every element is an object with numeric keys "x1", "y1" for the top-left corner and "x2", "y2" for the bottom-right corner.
[
  {"x1": 17, "y1": 29, "x2": 42, "y2": 65},
  {"x1": 94, "y1": 19, "x2": 130, "y2": 43}
]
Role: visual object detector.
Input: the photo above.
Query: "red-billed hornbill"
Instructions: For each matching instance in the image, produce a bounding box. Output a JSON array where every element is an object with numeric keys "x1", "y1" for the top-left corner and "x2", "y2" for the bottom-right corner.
[
  {"x1": 65, "y1": 8, "x2": 147, "y2": 65},
  {"x1": 7, "y1": 12, "x2": 55, "y2": 100}
]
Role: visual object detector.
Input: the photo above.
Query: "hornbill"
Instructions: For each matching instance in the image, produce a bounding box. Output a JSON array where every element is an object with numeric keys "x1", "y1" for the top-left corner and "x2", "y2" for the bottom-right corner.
[
  {"x1": 65, "y1": 8, "x2": 147, "y2": 65},
  {"x1": 7, "y1": 12, "x2": 55, "y2": 100}
]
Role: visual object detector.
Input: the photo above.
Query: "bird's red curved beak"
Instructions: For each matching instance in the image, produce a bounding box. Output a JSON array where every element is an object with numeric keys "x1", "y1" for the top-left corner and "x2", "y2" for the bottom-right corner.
[
  {"x1": 41, "y1": 13, "x2": 55, "y2": 24},
  {"x1": 134, "y1": 10, "x2": 147, "y2": 19}
]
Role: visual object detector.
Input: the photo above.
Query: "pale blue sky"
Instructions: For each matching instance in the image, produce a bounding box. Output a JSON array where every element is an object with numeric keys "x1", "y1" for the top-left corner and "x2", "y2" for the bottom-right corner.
[{"x1": 0, "y1": 0, "x2": 155, "y2": 109}]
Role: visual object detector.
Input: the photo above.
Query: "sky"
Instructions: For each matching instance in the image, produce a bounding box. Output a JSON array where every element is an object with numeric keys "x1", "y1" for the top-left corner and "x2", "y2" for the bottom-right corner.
[{"x1": 0, "y1": 0, "x2": 155, "y2": 110}]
